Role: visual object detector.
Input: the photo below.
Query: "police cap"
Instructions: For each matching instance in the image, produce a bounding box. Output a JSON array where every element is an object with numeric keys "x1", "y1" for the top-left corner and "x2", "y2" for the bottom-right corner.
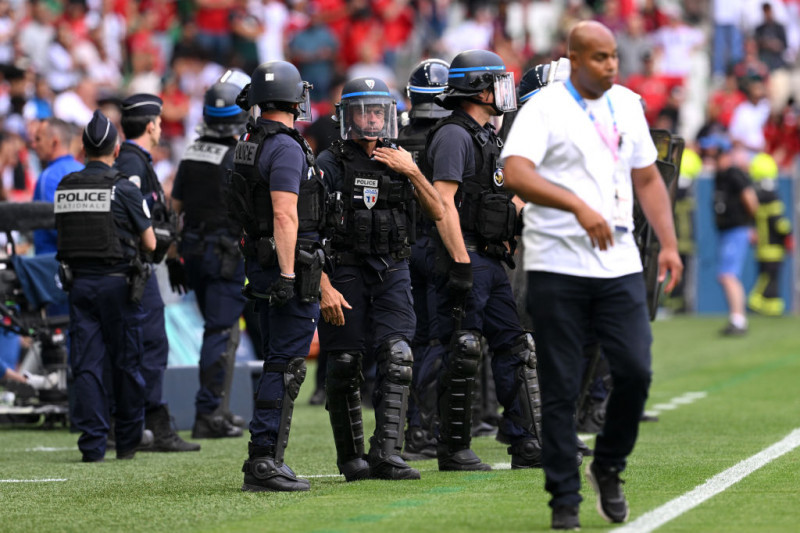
[
  {"x1": 82, "y1": 109, "x2": 118, "y2": 152},
  {"x1": 120, "y1": 93, "x2": 163, "y2": 117}
]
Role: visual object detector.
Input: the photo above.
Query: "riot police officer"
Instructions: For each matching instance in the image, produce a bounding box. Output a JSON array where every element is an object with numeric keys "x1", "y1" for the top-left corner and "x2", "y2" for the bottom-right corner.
[
  {"x1": 56, "y1": 110, "x2": 156, "y2": 462},
  {"x1": 228, "y1": 60, "x2": 326, "y2": 492},
  {"x1": 317, "y1": 77, "x2": 443, "y2": 481},
  {"x1": 171, "y1": 71, "x2": 251, "y2": 439},
  {"x1": 115, "y1": 94, "x2": 200, "y2": 452},
  {"x1": 423, "y1": 49, "x2": 542, "y2": 471},
  {"x1": 396, "y1": 58, "x2": 450, "y2": 460}
]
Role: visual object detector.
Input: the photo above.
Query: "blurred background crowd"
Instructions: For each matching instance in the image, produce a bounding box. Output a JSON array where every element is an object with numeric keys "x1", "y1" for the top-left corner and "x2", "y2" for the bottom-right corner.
[{"x1": 1, "y1": 0, "x2": 800, "y2": 204}]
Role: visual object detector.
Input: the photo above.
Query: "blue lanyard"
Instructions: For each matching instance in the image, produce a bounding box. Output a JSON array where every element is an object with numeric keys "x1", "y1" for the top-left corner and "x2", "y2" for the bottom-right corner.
[{"x1": 564, "y1": 79, "x2": 620, "y2": 160}]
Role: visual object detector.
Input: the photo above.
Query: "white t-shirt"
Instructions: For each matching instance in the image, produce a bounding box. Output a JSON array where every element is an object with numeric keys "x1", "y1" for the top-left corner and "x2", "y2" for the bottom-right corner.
[{"x1": 501, "y1": 82, "x2": 657, "y2": 278}]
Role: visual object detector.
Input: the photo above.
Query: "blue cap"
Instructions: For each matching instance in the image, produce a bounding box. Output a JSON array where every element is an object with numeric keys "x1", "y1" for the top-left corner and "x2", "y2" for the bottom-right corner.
[
  {"x1": 82, "y1": 109, "x2": 118, "y2": 151},
  {"x1": 120, "y1": 93, "x2": 163, "y2": 117}
]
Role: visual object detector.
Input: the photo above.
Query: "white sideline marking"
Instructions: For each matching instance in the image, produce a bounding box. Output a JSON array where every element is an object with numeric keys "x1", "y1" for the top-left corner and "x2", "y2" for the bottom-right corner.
[
  {"x1": 647, "y1": 391, "x2": 707, "y2": 417},
  {"x1": 0, "y1": 478, "x2": 68, "y2": 483},
  {"x1": 24, "y1": 446, "x2": 76, "y2": 452},
  {"x1": 615, "y1": 428, "x2": 800, "y2": 533}
]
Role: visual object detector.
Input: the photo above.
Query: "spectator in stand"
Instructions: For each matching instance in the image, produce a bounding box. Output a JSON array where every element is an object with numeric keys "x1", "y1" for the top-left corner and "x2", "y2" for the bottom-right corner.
[
  {"x1": 712, "y1": 0, "x2": 745, "y2": 80},
  {"x1": 616, "y1": 13, "x2": 651, "y2": 82},
  {"x1": 441, "y1": 4, "x2": 495, "y2": 59},
  {"x1": 375, "y1": 0, "x2": 414, "y2": 69},
  {"x1": 288, "y1": 7, "x2": 339, "y2": 104},
  {"x1": 733, "y1": 38, "x2": 771, "y2": 92},
  {"x1": 230, "y1": 0, "x2": 263, "y2": 73},
  {"x1": 641, "y1": 0, "x2": 668, "y2": 33},
  {"x1": 624, "y1": 50, "x2": 683, "y2": 126},
  {"x1": 755, "y1": 2, "x2": 791, "y2": 111},
  {"x1": 764, "y1": 96, "x2": 800, "y2": 170},
  {"x1": 650, "y1": 4, "x2": 704, "y2": 79},
  {"x1": 61, "y1": 0, "x2": 90, "y2": 43},
  {"x1": 255, "y1": 0, "x2": 290, "y2": 63},
  {"x1": 52, "y1": 76, "x2": 96, "y2": 127},
  {"x1": 709, "y1": 67, "x2": 747, "y2": 128},
  {"x1": 194, "y1": 0, "x2": 234, "y2": 65},
  {"x1": 0, "y1": 0, "x2": 14, "y2": 64},
  {"x1": 654, "y1": 85, "x2": 685, "y2": 133},
  {"x1": 16, "y1": 0, "x2": 56, "y2": 74},
  {"x1": 729, "y1": 77, "x2": 771, "y2": 157},
  {"x1": 595, "y1": 0, "x2": 625, "y2": 34},
  {"x1": 47, "y1": 23, "x2": 80, "y2": 94}
]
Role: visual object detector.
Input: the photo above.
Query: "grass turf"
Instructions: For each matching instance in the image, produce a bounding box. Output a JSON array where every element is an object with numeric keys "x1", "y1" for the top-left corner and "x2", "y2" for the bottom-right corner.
[{"x1": 2, "y1": 315, "x2": 799, "y2": 532}]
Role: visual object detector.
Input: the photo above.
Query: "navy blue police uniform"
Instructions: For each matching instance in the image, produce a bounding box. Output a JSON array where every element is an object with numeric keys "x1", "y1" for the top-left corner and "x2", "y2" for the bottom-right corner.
[
  {"x1": 114, "y1": 94, "x2": 199, "y2": 452},
  {"x1": 172, "y1": 134, "x2": 247, "y2": 437},
  {"x1": 55, "y1": 112, "x2": 151, "y2": 462}
]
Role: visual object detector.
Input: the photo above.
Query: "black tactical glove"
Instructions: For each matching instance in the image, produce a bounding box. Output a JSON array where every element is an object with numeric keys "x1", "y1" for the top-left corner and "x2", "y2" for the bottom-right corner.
[
  {"x1": 268, "y1": 275, "x2": 295, "y2": 307},
  {"x1": 166, "y1": 258, "x2": 189, "y2": 295},
  {"x1": 446, "y1": 262, "x2": 473, "y2": 302}
]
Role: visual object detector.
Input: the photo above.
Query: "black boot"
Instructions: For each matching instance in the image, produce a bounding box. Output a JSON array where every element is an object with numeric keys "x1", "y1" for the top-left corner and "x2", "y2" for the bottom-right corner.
[
  {"x1": 144, "y1": 405, "x2": 201, "y2": 452},
  {"x1": 402, "y1": 426, "x2": 437, "y2": 461},
  {"x1": 241, "y1": 443, "x2": 310, "y2": 492},
  {"x1": 192, "y1": 412, "x2": 244, "y2": 439},
  {"x1": 326, "y1": 352, "x2": 370, "y2": 481}
]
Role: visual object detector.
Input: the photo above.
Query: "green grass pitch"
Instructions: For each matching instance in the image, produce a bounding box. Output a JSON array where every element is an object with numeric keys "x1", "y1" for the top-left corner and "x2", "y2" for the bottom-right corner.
[{"x1": 2, "y1": 315, "x2": 799, "y2": 532}]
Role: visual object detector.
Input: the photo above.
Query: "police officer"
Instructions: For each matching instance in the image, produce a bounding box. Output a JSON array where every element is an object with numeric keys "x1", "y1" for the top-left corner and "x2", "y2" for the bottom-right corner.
[
  {"x1": 317, "y1": 77, "x2": 443, "y2": 481},
  {"x1": 115, "y1": 94, "x2": 200, "y2": 452},
  {"x1": 56, "y1": 110, "x2": 156, "y2": 462},
  {"x1": 396, "y1": 59, "x2": 450, "y2": 460},
  {"x1": 171, "y1": 71, "x2": 252, "y2": 439},
  {"x1": 423, "y1": 49, "x2": 543, "y2": 471},
  {"x1": 228, "y1": 60, "x2": 325, "y2": 492}
]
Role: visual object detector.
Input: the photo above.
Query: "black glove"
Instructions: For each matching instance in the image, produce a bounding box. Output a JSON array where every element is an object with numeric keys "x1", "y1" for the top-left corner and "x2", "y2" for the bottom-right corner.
[
  {"x1": 446, "y1": 262, "x2": 473, "y2": 302},
  {"x1": 166, "y1": 258, "x2": 189, "y2": 295},
  {"x1": 268, "y1": 275, "x2": 295, "y2": 307}
]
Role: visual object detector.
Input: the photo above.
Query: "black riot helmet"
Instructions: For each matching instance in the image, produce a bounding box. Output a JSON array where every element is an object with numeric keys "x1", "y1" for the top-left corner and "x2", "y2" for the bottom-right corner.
[
  {"x1": 435, "y1": 49, "x2": 516, "y2": 115},
  {"x1": 335, "y1": 77, "x2": 398, "y2": 140},
  {"x1": 237, "y1": 60, "x2": 313, "y2": 122},
  {"x1": 518, "y1": 57, "x2": 571, "y2": 106},
  {"x1": 202, "y1": 70, "x2": 250, "y2": 137},
  {"x1": 406, "y1": 58, "x2": 451, "y2": 119}
]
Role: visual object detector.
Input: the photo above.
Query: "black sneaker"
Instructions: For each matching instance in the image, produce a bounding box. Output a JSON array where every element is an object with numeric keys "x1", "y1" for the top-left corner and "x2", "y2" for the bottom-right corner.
[
  {"x1": 402, "y1": 426, "x2": 437, "y2": 461},
  {"x1": 437, "y1": 448, "x2": 491, "y2": 471},
  {"x1": 367, "y1": 453, "x2": 421, "y2": 480},
  {"x1": 338, "y1": 457, "x2": 371, "y2": 482},
  {"x1": 508, "y1": 439, "x2": 542, "y2": 469},
  {"x1": 551, "y1": 505, "x2": 580, "y2": 530},
  {"x1": 241, "y1": 456, "x2": 310, "y2": 492},
  {"x1": 720, "y1": 322, "x2": 747, "y2": 337},
  {"x1": 585, "y1": 461, "x2": 629, "y2": 523},
  {"x1": 192, "y1": 413, "x2": 244, "y2": 439}
]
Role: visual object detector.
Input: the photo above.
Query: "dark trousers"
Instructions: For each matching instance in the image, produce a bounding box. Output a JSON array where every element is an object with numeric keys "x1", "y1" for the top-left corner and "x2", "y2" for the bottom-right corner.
[
  {"x1": 69, "y1": 275, "x2": 146, "y2": 459},
  {"x1": 182, "y1": 234, "x2": 246, "y2": 414},
  {"x1": 434, "y1": 251, "x2": 530, "y2": 442},
  {"x1": 317, "y1": 259, "x2": 415, "y2": 408},
  {"x1": 140, "y1": 273, "x2": 168, "y2": 411},
  {"x1": 245, "y1": 260, "x2": 319, "y2": 448},
  {"x1": 527, "y1": 271, "x2": 652, "y2": 508}
]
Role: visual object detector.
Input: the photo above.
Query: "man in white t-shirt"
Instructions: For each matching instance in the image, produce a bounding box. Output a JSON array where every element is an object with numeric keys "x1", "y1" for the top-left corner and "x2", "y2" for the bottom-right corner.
[{"x1": 502, "y1": 21, "x2": 682, "y2": 530}]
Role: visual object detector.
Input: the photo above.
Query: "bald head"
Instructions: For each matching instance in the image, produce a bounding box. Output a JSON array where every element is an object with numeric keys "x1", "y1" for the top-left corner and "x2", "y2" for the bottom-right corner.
[
  {"x1": 568, "y1": 21, "x2": 616, "y2": 55},
  {"x1": 567, "y1": 21, "x2": 618, "y2": 98}
]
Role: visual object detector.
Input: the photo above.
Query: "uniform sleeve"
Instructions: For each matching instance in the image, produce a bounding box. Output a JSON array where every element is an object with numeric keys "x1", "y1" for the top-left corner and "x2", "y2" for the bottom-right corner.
[
  {"x1": 427, "y1": 124, "x2": 472, "y2": 183},
  {"x1": 171, "y1": 162, "x2": 185, "y2": 202},
  {"x1": 116, "y1": 179, "x2": 152, "y2": 234},
  {"x1": 628, "y1": 92, "x2": 658, "y2": 169},
  {"x1": 500, "y1": 95, "x2": 550, "y2": 167},
  {"x1": 260, "y1": 139, "x2": 305, "y2": 194},
  {"x1": 316, "y1": 149, "x2": 341, "y2": 193}
]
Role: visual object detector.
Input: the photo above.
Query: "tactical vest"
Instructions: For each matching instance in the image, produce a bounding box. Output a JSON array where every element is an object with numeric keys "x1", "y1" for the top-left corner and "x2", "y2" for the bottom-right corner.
[
  {"x1": 230, "y1": 120, "x2": 326, "y2": 241},
  {"x1": 422, "y1": 113, "x2": 517, "y2": 245},
  {"x1": 328, "y1": 140, "x2": 415, "y2": 257},
  {"x1": 397, "y1": 119, "x2": 438, "y2": 237},
  {"x1": 118, "y1": 142, "x2": 176, "y2": 262},
  {"x1": 178, "y1": 136, "x2": 237, "y2": 233},
  {"x1": 755, "y1": 189, "x2": 791, "y2": 262},
  {"x1": 55, "y1": 168, "x2": 134, "y2": 263}
]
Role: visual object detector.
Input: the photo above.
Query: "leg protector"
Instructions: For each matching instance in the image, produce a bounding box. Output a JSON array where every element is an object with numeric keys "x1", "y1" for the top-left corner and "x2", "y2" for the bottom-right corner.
[
  {"x1": 273, "y1": 357, "x2": 306, "y2": 464},
  {"x1": 325, "y1": 351, "x2": 367, "y2": 475},
  {"x1": 438, "y1": 330, "x2": 482, "y2": 453},
  {"x1": 367, "y1": 338, "x2": 419, "y2": 480},
  {"x1": 220, "y1": 327, "x2": 245, "y2": 427}
]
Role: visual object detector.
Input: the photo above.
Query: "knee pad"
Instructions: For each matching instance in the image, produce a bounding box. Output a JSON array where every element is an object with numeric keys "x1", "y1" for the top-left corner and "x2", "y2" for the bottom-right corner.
[
  {"x1": 495, "y1": 333, "x2": 536, "y2": 368},
  {"x1": 377, "y1": 337, "x2": 413, "y2": 386},
  {"x1": 284, "y1": 357, "x2": 307, "y2": 401},
  {"x1": 326, "y1": 351, "x2": 363, "y2": 392},
  {"x1": 449, "y1": 330, "x2": 482, "y2": 378}
]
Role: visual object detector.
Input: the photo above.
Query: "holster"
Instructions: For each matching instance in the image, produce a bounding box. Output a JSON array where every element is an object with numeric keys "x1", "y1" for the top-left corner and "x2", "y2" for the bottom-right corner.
[
  {"x1": 295, "y1": 241, "x2": 325, "y2": 303},
  {"x1": 216, "y1": 236, "x2": 242, "y2": 280},
  {"x1": 128, "y1": 256, "x2": 152, "y2": 304},
  {"x1": 58, "y1": 262, "x2": 73, "y2": 292}
]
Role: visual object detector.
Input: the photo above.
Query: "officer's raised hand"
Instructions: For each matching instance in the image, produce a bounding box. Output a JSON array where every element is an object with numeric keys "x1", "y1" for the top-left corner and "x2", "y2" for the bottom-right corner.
[
  {"x1": 320, "y1": 272, "x2": 352, "y2": 326},
  {"x1": 372, "y1": 145, "x2": 415, "y2": 175}
]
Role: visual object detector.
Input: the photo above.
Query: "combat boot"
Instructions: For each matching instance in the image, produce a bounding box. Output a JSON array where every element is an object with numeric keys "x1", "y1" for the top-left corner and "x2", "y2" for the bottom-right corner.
[
  {"x1": 402, "y1": 426, "x2": 437, "y2": 461},
  {"x1": 241, "y1": 443, "x2": 310, "y2": 492},
  {"x1": 144, "y1": 405, "x2": 201, "y2": 452},
  {"x1": 192, "y1": 412, "x2": 243, "y2": 439}
]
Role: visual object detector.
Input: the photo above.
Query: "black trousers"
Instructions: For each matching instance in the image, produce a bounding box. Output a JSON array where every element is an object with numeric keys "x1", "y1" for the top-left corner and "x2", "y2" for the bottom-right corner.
[{"x1": 527, "y1": 271, "x2": 652, "y2": 508}]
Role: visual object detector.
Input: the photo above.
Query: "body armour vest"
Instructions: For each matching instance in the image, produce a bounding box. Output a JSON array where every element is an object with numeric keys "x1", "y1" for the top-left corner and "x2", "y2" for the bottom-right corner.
[
  {"x1": 329, "y1": 140, "x2": 415, "y2": 256},
  {"x1": 398, "y1": 119, "x2": 438, "y2": 237},
  {"x1": 230, "y1": 121, "x2": 325, "y2": 240},
  {"x1": 55, "y1": 169, "x2": 134, "y2": 263},
  {"x1": 178, "y1": 136, "x2": 237, "y2": 233},
  {"x1": 422, "y1": 113, "x2": 517, "y2": 244}
]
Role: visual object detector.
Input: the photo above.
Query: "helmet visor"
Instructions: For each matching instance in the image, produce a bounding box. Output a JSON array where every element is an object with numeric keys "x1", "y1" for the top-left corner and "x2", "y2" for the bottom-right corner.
[
  {"x1": 339, "y1": 97, "x2": 397, "y2": 140},
  {"x1": 296, "y1": 81, "x2": 313, "y2": 122},
  {"x1": 493, "y1": 72, "x2": 517, "y2": 113}
]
